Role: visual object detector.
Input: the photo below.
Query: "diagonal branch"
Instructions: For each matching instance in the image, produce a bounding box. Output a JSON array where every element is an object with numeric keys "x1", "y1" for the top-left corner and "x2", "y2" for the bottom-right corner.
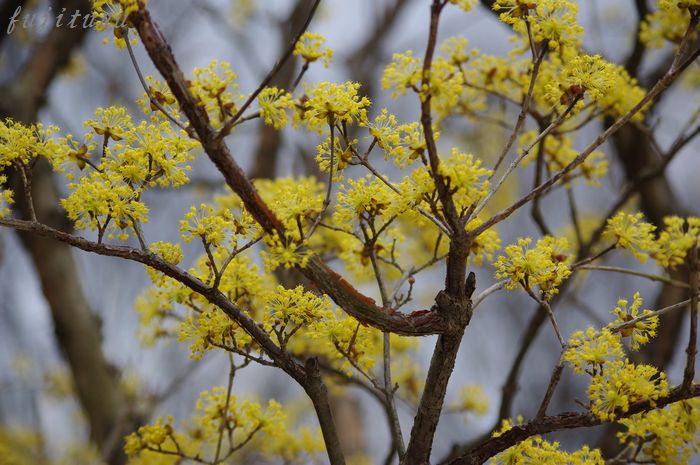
[
  {"x1": 127, "y1": 6, "x2": 450, "y2": 336},
  {"x1": 450, "y1": 384, "x2": 700, "y2": 465}
]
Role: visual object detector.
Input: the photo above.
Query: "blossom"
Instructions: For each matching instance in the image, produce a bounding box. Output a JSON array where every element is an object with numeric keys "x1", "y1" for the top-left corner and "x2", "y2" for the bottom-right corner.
[
  {"x1": 618, "y1": 398, "x2": 700, "y2": 465},
  {"x1": 564, "y1": 327, "x2": 625, "y2": 375},
  {"x1": 654, "y1": 216, "x2": 700, "y2": 268},
  {"x1": 189, "y1": 60, "x2": 242, "y2": 129},
  {"x1": 493, "y1": 0, "x2": 583, "y2": 50},
  {"x1": 495, "y1": 236, "x2": 572, "y2": 298},
  {"x1": 588, "y1": 360, "x2": 668, "y2": 421},
  {"x1": 603, "y1": 212, "x2": 657, "y2": 263},
  {"x1": 452, "y1": 385, "x2": 489, "y2": 421},
  {"x1": 258, "y1": 87, "x2": 294, "y2": 129},
  {"x1": 382, "y1": 51, "x2": 422, "y2": 98},
  {"x1": 609, "y1": 292, "x2": 658, "y2": 351},
  {"x1": 449, "y1": 0, "x2": 478, "y2": 12},
  {"x1": 297, "y1": 81, "x2": 371, "y2": 132},
  {"x1": 545, "y1": 55, "x2": 616, "y2": 108},
  {"x1": 294, "y1": 32, "x2": 333, "y2": 67}
]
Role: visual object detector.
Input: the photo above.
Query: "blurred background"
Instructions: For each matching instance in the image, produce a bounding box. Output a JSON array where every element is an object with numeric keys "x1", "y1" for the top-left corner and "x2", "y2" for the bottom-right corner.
[{"x1": 0, "y1": 0, "x2": 698, "y2": 463}]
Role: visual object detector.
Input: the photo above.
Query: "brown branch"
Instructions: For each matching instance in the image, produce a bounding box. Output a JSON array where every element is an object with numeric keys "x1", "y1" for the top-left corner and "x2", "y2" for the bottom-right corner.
[
  {"x1": 683, "y1": 249, "x2": 698, "y2": 391},
  {"x1": 450, "y1": 384, "x2": 700, "y2": 465},
  {"x1": 128, "y1": 6, "x2": 450, "y2": 337},
  {"x1": 0, "y1": 215, "x2": 349, "y2": 464},
  {"x1": 535, "y1": 355, "x2": 565, "y2": 418},
  {"x1": 471, "y1": 37, "x2": 699, "y2": 239}
]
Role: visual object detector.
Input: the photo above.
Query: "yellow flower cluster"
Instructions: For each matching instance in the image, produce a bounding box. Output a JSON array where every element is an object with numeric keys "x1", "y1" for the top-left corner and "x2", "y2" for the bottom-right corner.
[
  {"x1": 297, "y1": 81, "x2": 371, "y2": 132},
  {"x1": 449, "y1": 0, "x2": 477, "y2": 12},
  {"x1": 0, "y1": 119, "x2": 59, "y2": 217},
  {"x1": 655, "y1": 216, "x2": 700, "y2": 268},
  {"x1": 603, "y1": 212, "x2": 657, "y2": 263},
  {"x1": 54, "y1": 106, "x2": 197, "y2": 241},
  {"x1": 382, "y1": 48, "x2": 480, "y2": 119},
  {"x1": 493, "y1": 0, "x2": 583, "y2": 50},
  {"x1": 188, "y1": 60, "x2": 242, "y2": 129},
  {"x1": 564, "y1": 293, "x2": 667, "y2": 422},
  {"x1": 618, "y1": 398, "x2": 700, "y2": 465},
  {"x1": 491, "y1": 435, "x2": 604, "y2": 465},
  {"x1": 364, "y1": 110, "x2": 431, "y2": 168},
  {"x1": 180, "y1": 204, "x2": 239, "y2": 247},
  {"x1": 263, "y1": 286, "x2": 333, "y2": 344},
  {"x1": 125, "y1": 388, "x2": 323, "y2": 464},
  {"x1": 382, "y1": 51, "x2": 422, "y2": 98},
  {"x1": 258, "y1": 87, "x2": 295, "y2": 129},
  {"x1": 611, "y1": 292, "x2": 658, "y2": 351},
  {"x1": 452, "y1": 385, "x2": 490, "y2": 421},
  {"x1": 588, "y1": 360, "x2": 668, "y2": 421},
  {"x1": 294, "y1": 32, "x2": 333, "y2": 67},
  {"x1": 256, "y1": 176, "x2": 325, "y2": 241},
  {"x1": 124, "y1": 416, "x2": 174, "y2": 458},
  {"x1": 641, "y1": 0, "x2": 700, "y2": 48},
  {"x1": 92, "y1": 0, "x2": 144, "y2": 48},
  {"x1": 603, "y1": 212, "x2": 700, "y2": 268},
  {"x1": 544, "y1": 54, "x2": 616, "y2": 110},
  {"x1": 495, "y1": 236, "x2": 572, "y2": 298},
  {"x1": 262, "y1": 233, "x2": 312, "y2": 271},
  {"x1": 315, "y1": 132, "x2": 356, "y2": 175},
  {"x1": 467, "y1": 218, "x2": 502, "y2": 266},
  {"x1": 334, "y1": 175, "x2": 406, "y2": 228},
  {"x1": 563, "y1": 327, "x2": 625, "y2": 375}
]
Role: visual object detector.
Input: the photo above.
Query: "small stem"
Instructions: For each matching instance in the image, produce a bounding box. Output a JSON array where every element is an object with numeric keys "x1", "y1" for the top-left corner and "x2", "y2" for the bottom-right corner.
[
  {"x1": 611, "y1": 298, "x2": 694, "y2": 334},
  {"x1": 571, "y1": 244, "x2": 616, "y2": 269},
  {"x1": 524, "y1": 286, "x2": 566, "y2": 348},
  {"x1": 123, "y1": 29, "x2": 192, "y2": 136},
  {"x1": 472, "y1": 280, "x2": 508, "y2": 311},
  {"x1": 305, "y1": 117, "x2": 335, "y2": 240},
  {"x1": 16, "y1": 163, "x2": 37, "y2": 222},
  {"x1": 471, "y1": 95, "x2": 578, "y2": 220},
  {"x1": 575, "y1": 265, "x2": 690, "y2": 289},
  {"x1": 214, "y1": 356, "x2": 236, "y2": 463},
  {"x1": 536, "y1": 353, "x2": 565, "y2": 418},
  {"x1": 683, "y1": 248, "x2": 698, "y2": 391}
]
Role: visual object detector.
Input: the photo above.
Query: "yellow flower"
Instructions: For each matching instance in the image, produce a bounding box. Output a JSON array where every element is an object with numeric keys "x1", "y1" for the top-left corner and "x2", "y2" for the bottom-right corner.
[
  {"x1": 494, "y1": 0, "x2": 583, "y2": 50},
  {"x1": 294, "y1": 32, "x2": 333, "y2": 67},
  {"x1": 86, "y1": 106, "x2": 133, "y2": 142},
  {"x1": 452, "y1": 385, "x2": 489, "y2": 421},
  {"x1": 495, "y1": 236, "x2": 572, "y2": 298},
  {"x1": 519, "y1": 131, "x2": 607, "y2": 184},
  {"x1": 449, "y1": 0, "x2": 478, "y2": 12},
  {"x1": 382, "y1": 51, "x2": 422, "y2": 98},
  {"x1": 545, "y1": 55, "x2": 616, "y2": 109},
  {"x1": 603, "y1": 212, "x2": 657, "y2": 263},
  {"x1": 297, "y1": 81, "x2": 371, "y2": 132},
  {"x1": 258, "y1": 87, "x2": 294, "y2": 129},
  {"x1": 609, "y1": 292, "x2": 658, "y2": 351},
  {"x1": 564, "y1": 327, "x2": 625, "y2": 375},
  {"x1": 189, "y1": 60, "x2": 242, "y2": 129},
  {"x1": 588, "y1": 360, "x2": 668, "y2": 421},
  {"x1": 618, "y1": 398, "x2": 700, "y2": 465},
  {"x1": 641, "y1": 1, "x2": 699, "y2": 48},
  {"x1": 654, "y1": 216, "x2": 700, "y2": 268}
]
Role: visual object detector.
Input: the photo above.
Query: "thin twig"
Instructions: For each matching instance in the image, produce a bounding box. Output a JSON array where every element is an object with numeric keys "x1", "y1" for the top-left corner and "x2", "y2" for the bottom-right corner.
[
  {"x1": 524, "y1": 286, "x2": 566, "y2": 348},
  {"x1": 214, "y1": 355, "x2": 236, "y2": 463},
  {"x1": 306, "y1": 117, "x2": 335, "y2": 240},
  {"x1": 123, "y1": 29, "x2": 192, "y2": 136},
  {"x1": 683, "y1": 247, "x2": 698, "y2": 391},
  {"x1": 536, "y1": 353, "x2": 565, "y2": 418},
  {"x1": 575, "y1": 265, "x2": 691, "y2": 289},
  {"x1": 216, "y1": 0, "x2": 322, "y2": 140}
]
